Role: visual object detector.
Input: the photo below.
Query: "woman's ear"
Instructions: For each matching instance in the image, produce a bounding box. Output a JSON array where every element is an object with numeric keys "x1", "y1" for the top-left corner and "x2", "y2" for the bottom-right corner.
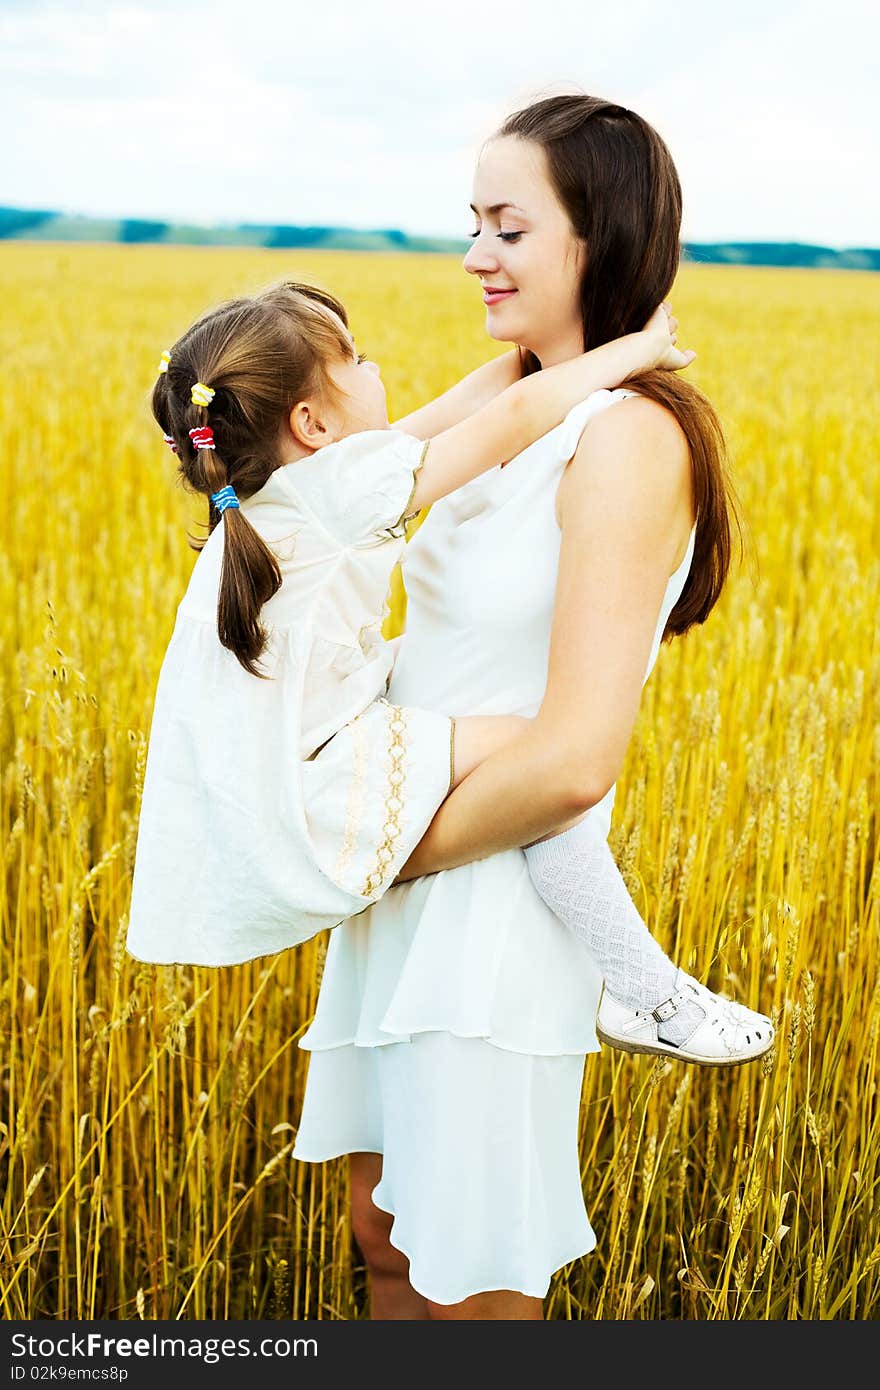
[{"x1": 289, "y1": 400, "x2": 333, "y2": 451}]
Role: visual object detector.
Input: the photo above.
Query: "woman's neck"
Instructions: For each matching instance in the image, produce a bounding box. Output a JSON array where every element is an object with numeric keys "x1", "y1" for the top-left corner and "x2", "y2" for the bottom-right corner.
[{"x1": 521, "y1": 325, "x2": 586, "y2": 369}]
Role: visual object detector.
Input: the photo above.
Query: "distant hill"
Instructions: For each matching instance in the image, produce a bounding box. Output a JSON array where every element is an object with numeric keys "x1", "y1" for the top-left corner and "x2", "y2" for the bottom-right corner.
[
  {"x1": 1, "y1": 205, "x2": 877, "y2": 269},
  {"x1": 0, "y1": 206, "x2": 465, "y2": 255},
  {"x1": 682, "y1": 241, "x2": 880, "y2": 271}
]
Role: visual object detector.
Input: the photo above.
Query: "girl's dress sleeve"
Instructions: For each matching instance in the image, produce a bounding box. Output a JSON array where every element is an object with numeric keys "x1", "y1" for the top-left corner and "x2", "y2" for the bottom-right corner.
[{"x1": 289, "y1": 429, "x2": 429, "y2": 547}]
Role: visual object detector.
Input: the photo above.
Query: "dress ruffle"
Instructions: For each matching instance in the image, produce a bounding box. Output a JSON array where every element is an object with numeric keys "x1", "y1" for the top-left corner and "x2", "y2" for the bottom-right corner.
[
  {"x1": 292, "y1": 1033, "x2": 596, "y2": 1305},
  {"x1": 299, "y1": 847, "x2": 604, "y2": 1058}
]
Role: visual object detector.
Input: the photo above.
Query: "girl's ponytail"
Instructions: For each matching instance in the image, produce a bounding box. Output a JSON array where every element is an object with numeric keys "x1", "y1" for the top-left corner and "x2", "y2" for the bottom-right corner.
[
  {"x1": 152, "y1": 284, "x2": 352, "y2": 678},
  {"x1": 186, "y1": 393, "x2": 282, "y2": 681}
]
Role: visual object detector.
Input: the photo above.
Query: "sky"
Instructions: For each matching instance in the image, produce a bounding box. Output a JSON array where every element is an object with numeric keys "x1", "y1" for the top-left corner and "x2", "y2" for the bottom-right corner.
[{"x1": 1, "y1": 0, "x2": 877, "y2": 246}]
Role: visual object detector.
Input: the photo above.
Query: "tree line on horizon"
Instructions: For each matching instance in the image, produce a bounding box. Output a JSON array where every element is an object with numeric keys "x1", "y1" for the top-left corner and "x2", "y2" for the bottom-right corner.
[{"x1": 1, "y1": 205, "x2": 877, "y2": 271}]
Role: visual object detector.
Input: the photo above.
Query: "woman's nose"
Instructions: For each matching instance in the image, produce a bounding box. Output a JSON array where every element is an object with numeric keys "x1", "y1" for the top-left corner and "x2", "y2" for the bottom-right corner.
[{"x1": 463, "y1": 233, "x2": 499, "y2": 276}]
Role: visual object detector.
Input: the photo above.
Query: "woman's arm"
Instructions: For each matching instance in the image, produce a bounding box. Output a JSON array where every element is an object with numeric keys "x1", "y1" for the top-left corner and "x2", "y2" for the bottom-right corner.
[
  {"x1": 392, "y1": 351, "x2": 521, "y2": 439},
  {"x1": 396, "y1": 396, "x2": 695, "y2": 879}
]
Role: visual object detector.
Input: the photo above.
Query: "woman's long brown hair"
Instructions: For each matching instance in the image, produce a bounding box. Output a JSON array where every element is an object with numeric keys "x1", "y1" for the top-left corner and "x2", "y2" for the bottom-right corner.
[
  {"x1": 152, "y1": 282, "x2": 352, "y2": 677},
  {"x1": 499, "y1": 95, "x2": 742, "y2": 639}
]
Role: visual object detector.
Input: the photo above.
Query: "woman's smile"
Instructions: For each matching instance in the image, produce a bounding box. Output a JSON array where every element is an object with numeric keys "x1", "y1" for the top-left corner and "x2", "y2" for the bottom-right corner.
[{"x1": 482, "y1": 285, "x2": 518, "y2": 305}]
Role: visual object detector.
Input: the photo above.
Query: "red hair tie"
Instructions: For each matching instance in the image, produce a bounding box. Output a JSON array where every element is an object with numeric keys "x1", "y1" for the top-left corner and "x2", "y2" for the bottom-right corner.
[
  {"x1": 189, "y1": 426, "x2": 216, "y2": 451},
  {"x1": 162, "y1": 433, "x2": 178, "y2": 454}
]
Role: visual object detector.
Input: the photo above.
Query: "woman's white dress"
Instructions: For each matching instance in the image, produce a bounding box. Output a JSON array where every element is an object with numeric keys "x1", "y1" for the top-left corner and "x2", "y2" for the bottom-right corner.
[{"x1": 292, "y1": 388, "x2": 698, "y2": 1305}]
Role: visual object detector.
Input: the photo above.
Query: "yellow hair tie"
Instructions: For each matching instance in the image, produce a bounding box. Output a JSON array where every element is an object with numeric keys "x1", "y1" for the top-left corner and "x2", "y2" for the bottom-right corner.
[
  {"x1": 157, "y1": 349, "x2": 171, "y2": 375},
  {"x1": 191, "y1": 381, "x2": 215, "y2": 408}
]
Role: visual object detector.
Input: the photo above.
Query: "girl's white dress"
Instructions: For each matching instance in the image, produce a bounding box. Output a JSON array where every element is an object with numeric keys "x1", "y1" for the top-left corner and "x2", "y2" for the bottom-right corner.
[
  {"x1": 126, "y1": 430, "x2": 453, "y2": 967},
  {"x1": 291, "y1": 388, "x2": 697, "y2": 1305}
]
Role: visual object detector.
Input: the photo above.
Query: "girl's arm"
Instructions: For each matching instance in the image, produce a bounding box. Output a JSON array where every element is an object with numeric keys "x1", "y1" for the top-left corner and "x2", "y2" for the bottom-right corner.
[
  {"x1": 393, "y1": 351, "x2": 522, "y2": 439},
  {"x1": 406, "y1": 306, "x2": 692, "y2": 516},
  {"x1": 396, "y1": 395, "x2": 694, "y2": 878}
]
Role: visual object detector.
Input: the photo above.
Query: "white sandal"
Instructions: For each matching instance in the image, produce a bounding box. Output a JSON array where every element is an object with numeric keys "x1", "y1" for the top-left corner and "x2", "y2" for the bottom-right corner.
[{"x1": 596, "y1": 973, "x2": 774, "y2": 1067}]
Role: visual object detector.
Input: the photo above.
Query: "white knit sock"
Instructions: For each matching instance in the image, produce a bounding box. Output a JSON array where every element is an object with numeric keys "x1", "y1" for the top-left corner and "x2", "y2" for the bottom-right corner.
[{"x1": 524, "y1": 818, "x2": 704, "y2": 1047}]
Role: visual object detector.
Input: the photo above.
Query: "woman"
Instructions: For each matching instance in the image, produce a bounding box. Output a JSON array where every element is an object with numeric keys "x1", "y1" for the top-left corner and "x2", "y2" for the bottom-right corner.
[{"x1": 291, "y1": 95, "x2": 742, "y2": 1320}]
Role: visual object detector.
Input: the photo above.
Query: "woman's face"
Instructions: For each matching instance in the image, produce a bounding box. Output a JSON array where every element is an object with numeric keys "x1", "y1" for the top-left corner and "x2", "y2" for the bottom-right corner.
[{"x1": 464, "y1": 136, "x2": 587, "y2": 367}]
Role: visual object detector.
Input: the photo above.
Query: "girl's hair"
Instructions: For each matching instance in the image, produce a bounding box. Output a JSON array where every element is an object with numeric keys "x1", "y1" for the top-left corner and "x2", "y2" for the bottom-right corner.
[
  {"x1": 153, "y1": 282, "x2": 352, "y2": 677},
  {"x1": 498, "y1": 94, "x2": 742, "y2": 640}
]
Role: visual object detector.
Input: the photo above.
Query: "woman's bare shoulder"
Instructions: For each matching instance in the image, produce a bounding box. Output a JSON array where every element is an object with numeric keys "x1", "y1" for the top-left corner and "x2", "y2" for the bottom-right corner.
[
  {"x1": 557, "y1": 392, "x2": 693, "y2": 536},
  {"x1": 573, "y1": 392, "x2": 690, "y2": 471}
]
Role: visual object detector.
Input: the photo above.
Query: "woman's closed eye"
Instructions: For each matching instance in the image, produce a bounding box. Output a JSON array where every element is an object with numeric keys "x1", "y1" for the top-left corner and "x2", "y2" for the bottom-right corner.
[
  {"x1": 468, "y1": 230, "x2": 524, "y2": 243},
  {"x1": 356, "y1": 352, "x2": 368, "y2": 364}
]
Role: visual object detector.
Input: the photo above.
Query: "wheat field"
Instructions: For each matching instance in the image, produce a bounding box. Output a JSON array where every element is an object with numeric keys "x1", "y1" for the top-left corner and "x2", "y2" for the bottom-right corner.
[{"x1": 1, "y1": 243, "x2": 878, "y2": 1320}]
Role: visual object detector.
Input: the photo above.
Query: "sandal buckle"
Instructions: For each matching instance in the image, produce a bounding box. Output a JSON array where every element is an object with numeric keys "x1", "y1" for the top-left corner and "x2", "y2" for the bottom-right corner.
[{"x1": 652, "y1": 997, "x2": 678, "y2": 1023}]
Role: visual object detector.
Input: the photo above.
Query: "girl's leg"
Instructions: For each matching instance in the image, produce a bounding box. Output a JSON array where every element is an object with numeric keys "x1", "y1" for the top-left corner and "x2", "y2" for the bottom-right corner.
[
  {"x1": 524, "y1": 815, "x2": 704, "y2": 1045},
  {"x1": 446, "y1": 719, "x2": 771, "y2": 1055},
  {"x1": 349, "y1": 1152, "x2": 429, "y2": 1319},
  {"x1": 426, "y1": 1290, "x2": 543, "y2": 1320},
  {"x1": 449, "y1": 718, "x2": 697, "y2": 1036},
  {"x1": 447, "y1": 719, "x2": 696, "y2": 1036},
  {"x1": 524, "y1": 816, "x2": 772, "y2": 1061}
]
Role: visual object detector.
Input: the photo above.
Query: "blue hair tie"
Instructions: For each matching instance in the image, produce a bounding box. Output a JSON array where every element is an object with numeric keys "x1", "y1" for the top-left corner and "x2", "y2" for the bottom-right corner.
[{"x1": 211, "y1": 484, "x2": 240, "y2": 514}]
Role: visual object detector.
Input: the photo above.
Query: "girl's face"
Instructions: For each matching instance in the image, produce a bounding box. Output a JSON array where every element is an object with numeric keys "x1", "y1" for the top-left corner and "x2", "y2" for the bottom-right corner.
[
  {"x1": 286, "y1": 319, "x2": 387, "y2": 458},
  {"x1": 464, "y1": 136, "x2": 587, "y2": 367},
  {"x1": 324, "y1": 325, "x2": 388, "y2": 434}
]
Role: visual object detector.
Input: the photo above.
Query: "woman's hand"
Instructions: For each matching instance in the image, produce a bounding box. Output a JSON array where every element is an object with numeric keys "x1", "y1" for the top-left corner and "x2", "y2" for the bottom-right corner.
[{"x1": 641, "y1": 302, "x2": 696, "y2": 371}]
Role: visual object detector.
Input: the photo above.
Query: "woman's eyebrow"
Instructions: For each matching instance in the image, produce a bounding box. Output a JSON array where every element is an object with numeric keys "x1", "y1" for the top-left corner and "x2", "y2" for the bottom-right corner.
[{"x1": 469, "y1": 201, "x2": 528, "y2": 216}]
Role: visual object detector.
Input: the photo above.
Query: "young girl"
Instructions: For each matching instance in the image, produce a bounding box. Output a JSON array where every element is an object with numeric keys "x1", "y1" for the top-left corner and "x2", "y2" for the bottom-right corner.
[{"x1": 126, "y1": 280, "x2": 771, "y2": 1066}]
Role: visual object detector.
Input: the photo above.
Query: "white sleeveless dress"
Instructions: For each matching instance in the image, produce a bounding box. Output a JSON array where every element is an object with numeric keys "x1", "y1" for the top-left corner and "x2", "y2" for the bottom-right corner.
[{"x1": 292, "y1": 388, "x2": 697, "y2": 1305}]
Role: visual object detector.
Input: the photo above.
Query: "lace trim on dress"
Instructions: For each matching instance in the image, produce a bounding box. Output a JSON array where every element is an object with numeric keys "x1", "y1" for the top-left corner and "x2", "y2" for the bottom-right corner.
[
  {"x1": 362, "y1": 701, "x2": 409, "y2": 898},
  {"x1": 333, "y1": 708, "x2": 370, "y2": 888}
]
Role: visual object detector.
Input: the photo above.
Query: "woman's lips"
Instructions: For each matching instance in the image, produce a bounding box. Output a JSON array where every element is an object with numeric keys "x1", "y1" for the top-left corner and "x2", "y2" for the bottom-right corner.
[{"x1": 483, "y1": 288, "x2": 517, "y2": 305}]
